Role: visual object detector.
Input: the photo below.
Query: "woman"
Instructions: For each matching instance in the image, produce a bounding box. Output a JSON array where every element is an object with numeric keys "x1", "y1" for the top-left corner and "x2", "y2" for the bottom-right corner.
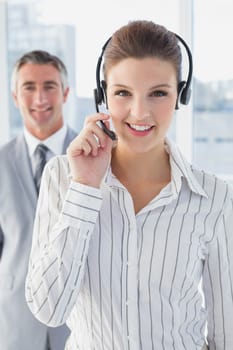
[{"x1": 26, "y1": 20, "x2": 233, "y2": 350}]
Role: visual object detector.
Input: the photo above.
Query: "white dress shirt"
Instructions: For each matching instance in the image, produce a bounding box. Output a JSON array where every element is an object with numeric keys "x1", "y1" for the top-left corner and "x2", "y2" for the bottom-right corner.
[{"x1": 25, "y1": 138, "x2": 233, "y2": 350}]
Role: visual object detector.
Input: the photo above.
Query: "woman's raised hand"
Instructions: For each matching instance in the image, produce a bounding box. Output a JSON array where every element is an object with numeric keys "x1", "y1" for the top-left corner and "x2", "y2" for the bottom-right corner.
[{"x1": 67, "y1": 113, "x2": 115, "y2": 188}]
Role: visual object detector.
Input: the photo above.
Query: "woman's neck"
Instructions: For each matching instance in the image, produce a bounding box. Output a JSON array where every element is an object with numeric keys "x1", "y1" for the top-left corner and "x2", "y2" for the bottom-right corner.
[
  {"x1": 111, "y1": 144, "x2": 171, "y2": 214},
  {"x1": 111, "y1": 143, "x2": 171, "y2": 184}
]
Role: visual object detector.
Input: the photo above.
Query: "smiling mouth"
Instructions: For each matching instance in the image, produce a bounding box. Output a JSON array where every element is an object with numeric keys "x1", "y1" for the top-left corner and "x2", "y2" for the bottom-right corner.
[
  {"x1": 31, "y1": 106, "x2": 52, "y2": 112},
  {"x1": 127, "y1": 123, "x2": 154, "y2": 131}
]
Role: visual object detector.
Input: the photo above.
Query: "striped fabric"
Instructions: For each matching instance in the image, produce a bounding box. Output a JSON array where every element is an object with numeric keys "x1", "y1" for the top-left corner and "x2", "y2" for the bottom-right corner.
[{"x1": 26, "y1": 139, "x2": 233, "y2": 350}]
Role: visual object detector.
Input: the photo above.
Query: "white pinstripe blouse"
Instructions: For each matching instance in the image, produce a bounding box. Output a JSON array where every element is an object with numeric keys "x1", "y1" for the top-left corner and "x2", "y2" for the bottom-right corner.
[{"x1": 25, "y1": 139, "x2": 233, "y2": 350}]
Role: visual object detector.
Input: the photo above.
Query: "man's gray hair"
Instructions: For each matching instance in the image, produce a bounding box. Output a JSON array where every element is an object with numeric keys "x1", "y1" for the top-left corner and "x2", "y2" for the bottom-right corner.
[{"x1": 11, "y1": 50, "x2": 69, "y2": 93}]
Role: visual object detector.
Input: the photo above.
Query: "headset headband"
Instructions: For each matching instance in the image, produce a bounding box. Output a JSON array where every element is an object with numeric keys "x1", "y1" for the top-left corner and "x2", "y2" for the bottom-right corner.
[{"x1": 94, "y1": 31, "x2": 193, "y2": 112}]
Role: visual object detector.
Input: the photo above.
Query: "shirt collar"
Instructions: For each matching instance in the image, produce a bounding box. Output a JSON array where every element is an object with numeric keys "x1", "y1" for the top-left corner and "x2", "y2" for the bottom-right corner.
[
  {"x1": 104, "y1": 137, "x2": 208, "y2": 198},
  {"x1": 165, "y1": 137, "x2": 208, "y2": 197},
  {"x1": 24, "y1": 123, "x2": 68, "y2": 157}
]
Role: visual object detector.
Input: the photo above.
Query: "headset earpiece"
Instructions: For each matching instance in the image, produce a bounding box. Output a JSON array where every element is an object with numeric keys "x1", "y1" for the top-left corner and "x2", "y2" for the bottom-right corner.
[
  {"x1": 94, "y1": 79, "x2": 107, "y2": 113},
  {"x1": 176, "y1": 82, "x2": 183, "y2": 110},
  {"x1": 101, "y1": 80, "x2": 108, "y2": 108},
  {"x1": 179, "y1": 80, "x2": 191, "y2": 105},
  {"x1": 181, "y1": 83, "x2": 192, "y2": 106},
  {"x1": 94, "y1": 86, "x2": 104, "y2": 105},
  {"x1": 176, "y1": 80, "x2": 191, "y2": 109},
  {"x1": 94, "y1": 88, "x2": 104, "y2": 113},
  {"x1": 94, "y1": 37, "x2": 112, "y2": 113},
  {"x1": 94, "y1": 81, "x2": 108, "y2": 113},
  {"x1": 174, "y1": 33, "x2": 193, "y2": 109}
]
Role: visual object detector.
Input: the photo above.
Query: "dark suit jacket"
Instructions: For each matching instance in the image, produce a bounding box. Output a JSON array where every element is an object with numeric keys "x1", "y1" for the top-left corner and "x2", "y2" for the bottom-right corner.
[{"x1": 0, "y1": 127, "x2": 76, "y2": 350}]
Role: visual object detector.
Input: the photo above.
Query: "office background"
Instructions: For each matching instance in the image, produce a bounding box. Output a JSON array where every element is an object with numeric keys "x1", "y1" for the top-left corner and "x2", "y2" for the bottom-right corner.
[{"x1": 0, "y1": 0, "x2": 233, "y2": 183}]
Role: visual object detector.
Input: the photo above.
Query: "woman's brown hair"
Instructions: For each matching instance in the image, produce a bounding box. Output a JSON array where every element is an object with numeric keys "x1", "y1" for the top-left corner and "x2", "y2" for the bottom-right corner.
[{"x1": 103, "y1": 20, "x2": 182, "y2": 83}]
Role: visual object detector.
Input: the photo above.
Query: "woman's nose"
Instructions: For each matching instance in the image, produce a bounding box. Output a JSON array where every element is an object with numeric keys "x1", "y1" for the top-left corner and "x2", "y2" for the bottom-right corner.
[{"x1": 130, "y1": 96, "x2": 151, "y2": 120}]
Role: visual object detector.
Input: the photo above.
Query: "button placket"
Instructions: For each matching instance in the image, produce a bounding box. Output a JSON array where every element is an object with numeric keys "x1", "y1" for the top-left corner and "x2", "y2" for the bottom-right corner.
[{"x1": 125, "y1": 218, "x2": 140, "y2": 349}]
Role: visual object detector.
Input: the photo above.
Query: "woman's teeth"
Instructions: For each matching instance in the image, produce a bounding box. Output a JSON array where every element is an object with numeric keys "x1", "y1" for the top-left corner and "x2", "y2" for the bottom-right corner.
[{"x1": 129, "y1": 124, "x2": 152, "y2": 131}]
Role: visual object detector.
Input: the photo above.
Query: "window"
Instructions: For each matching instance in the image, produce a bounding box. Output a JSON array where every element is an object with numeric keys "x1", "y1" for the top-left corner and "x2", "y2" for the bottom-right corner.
[
  {"x1": 193, "y1": 0, "x2": 233, "y2": 183},
  {"x1": 2, "y1": 0, "x2": 181, "y2": 139}
]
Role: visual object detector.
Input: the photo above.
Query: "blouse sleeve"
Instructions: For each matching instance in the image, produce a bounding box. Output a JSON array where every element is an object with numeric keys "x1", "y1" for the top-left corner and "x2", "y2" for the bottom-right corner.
[
  {"x1": 25, "y1": 156, "x2": 102, "y2": 327},
  {"x1": 203, "y1": 183, "x2": 233, "y2": 349}
]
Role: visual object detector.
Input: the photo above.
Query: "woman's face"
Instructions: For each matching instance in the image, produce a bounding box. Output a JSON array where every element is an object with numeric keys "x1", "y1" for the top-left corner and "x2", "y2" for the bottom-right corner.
[{"x1": 106, "y1": 57, "x2": 178, "y2": 154}]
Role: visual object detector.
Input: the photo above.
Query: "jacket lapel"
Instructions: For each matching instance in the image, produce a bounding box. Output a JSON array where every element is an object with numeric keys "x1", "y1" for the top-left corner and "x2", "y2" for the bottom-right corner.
[
  {"x1": 12, "y1": 134, "x2": 37, "y2": 208},
  {"x1": 10, "y1": 129, "x2": 76, "y2": 208}
]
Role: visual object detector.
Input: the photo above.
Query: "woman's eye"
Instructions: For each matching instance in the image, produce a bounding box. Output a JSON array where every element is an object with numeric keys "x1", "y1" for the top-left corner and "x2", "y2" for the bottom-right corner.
[
  {"x1": 115, "y1": 90, "x2": 130, "y2": 97},
  {"x1": 151, "y1": 90, "x2": 168, "y2": 97}
]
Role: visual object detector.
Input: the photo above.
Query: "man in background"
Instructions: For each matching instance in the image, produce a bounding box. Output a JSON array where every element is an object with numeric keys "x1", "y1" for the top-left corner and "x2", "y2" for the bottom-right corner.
[{"x1": 0, "y1": 50, "x2": 76, "y2": 350}]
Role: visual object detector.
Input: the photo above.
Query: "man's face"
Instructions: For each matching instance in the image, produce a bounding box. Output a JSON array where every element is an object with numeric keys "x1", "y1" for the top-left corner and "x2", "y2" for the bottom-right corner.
[{"x1": 13, "y1": 63, "x2": 69, "y2": 140}]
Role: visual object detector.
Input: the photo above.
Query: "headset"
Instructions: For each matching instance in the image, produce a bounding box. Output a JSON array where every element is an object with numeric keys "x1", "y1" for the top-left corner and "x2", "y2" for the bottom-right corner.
[{"x1": 94, "y1": 32, "x2": 193, "y2": 140}]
